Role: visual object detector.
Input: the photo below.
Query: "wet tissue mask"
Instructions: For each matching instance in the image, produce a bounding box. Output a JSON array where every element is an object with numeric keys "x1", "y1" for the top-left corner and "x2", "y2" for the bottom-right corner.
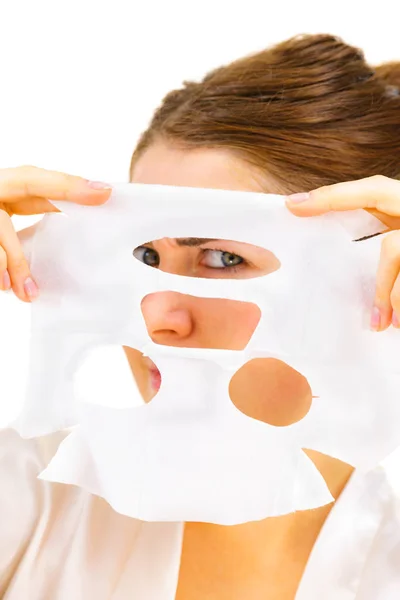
[{"x1": 5, "y1": 183, "x2": 400, "y2": 525}]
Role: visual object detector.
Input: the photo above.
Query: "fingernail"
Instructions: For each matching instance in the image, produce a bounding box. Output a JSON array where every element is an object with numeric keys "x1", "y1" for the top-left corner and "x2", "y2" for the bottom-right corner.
[
  {"x1": 370, "y1": 306, "x2": 381, "y2": 331},
  {"x1": 86, "y1": 181, "x2": 112, "y2": 190},
  {"x1": 2, "y1": 270, "x2": 11, "y2": 290},
  {"x1": 286, "y1": 192, "x2": 311, "y2": 203},
  {"x1": 24, "y1": 277, "x2": 39, "y2": 299},
  {"x1": 393, "y1": 312, "x2": 399, "y2": 328}
]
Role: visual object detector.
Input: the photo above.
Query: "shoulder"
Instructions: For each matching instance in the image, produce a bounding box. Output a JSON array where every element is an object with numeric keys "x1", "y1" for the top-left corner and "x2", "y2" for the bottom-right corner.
[
  {"x1": 0, "y1": 428, "x2": 68, "y2": 590},
  {"x1": 0, "y1": 426, "x2": 69, "y2": 515},
  {"x1": 0, "y1": 426, "x2": 68, "y2": 474},
  {"x1": 380, "y1": 449, "x2": 400, "y2": 527},
  {"x1": 356, "y1": 462, "x2": 400, "y2": 597}
]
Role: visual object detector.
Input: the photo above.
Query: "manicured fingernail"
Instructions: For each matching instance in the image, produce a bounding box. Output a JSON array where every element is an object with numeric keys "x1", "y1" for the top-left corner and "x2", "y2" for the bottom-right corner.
[
  {"x1": 24, "y1": 277, "x2": 39, "y2": 299},
  {"x1": 370, "y1": 306, "x2": 381, "y2": 331},
  {"x1": 2, "y1": 270, "x2": 11, "y2": 290},
  {"x1": 393, "y1": 312, "x2": 399, "y2": 328},
  {"x1": 86, "y1": 181, "x2": 112, "y2": 190},
  {"x1": 286, "y1": 192, "x2": 311, "y2": 203}
]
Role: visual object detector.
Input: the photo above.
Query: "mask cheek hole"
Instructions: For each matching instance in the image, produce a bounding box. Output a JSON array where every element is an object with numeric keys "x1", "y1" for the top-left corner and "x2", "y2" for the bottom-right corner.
[{"x1": 228, "y1": 358, "x2": 313, "y2": 427}]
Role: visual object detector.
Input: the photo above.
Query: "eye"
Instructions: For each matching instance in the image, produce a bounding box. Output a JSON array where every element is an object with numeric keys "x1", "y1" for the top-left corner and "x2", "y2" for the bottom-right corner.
[
  {"x1": 202, "y1": 250, "x2": 244, "y2": 269},
  {"x1": 133, "y1": 246, "x2": 160, "y2": 267}
]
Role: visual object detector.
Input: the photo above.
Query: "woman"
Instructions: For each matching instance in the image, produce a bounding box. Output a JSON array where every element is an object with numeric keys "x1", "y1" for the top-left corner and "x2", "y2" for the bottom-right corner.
[{"x1": 1, "y1": 33, "x2": 400, "y2": 599}]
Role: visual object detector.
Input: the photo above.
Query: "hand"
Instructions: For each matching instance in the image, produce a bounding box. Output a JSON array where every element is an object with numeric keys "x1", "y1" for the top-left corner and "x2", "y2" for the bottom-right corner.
[
  {"x1": 0, "y1": 165, "x2": 112, "y2": 302},
  {"x1": 285, "y1": 175, "x2": 400, "y2": 332}
]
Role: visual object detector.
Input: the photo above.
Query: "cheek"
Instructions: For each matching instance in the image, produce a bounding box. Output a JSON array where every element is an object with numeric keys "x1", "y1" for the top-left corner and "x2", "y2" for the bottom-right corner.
[
  {"x1": 194, "y1": 299, "x2": 261, "y2": 350},
  {"x1": 229, "y1": 359, "x2": 312, "y2": 427}
]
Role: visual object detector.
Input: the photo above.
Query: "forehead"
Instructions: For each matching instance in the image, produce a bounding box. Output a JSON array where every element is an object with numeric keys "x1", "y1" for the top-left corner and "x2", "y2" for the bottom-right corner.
[{"x1": 131, "y1": 141, "x2": 279, "y2": 193}]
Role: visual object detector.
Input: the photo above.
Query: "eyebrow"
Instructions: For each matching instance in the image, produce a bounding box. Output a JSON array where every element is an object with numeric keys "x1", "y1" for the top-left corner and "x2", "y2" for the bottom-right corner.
[{"x1": 175, "y1": 238, "x2": 218, "y2": 247}]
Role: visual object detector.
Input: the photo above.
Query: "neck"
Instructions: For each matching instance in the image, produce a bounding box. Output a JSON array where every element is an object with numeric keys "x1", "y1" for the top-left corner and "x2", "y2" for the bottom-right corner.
[{"x1": 180, "y1": 452, "x2": 354, "y2": 594}]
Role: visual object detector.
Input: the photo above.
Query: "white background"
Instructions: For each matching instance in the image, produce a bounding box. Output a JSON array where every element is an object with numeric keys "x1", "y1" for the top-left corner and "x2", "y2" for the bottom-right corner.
[{"x1": 0, "y1": 0, "x2": 400, "y2": 483}]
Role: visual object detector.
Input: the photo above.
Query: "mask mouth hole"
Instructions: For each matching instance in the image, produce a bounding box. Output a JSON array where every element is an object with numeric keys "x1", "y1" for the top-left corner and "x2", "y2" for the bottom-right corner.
[
  {"x1": 229, "y1": 358, "x2": 313, "y2": 427},
  {"x1": 73, "y1": 344, "x2": 160, "y2": 407}
]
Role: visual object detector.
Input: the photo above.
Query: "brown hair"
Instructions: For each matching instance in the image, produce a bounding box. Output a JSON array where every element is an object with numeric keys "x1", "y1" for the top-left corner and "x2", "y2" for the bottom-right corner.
[{"x1": 130, "y1": 34, "x2": 400, "y2": 193}]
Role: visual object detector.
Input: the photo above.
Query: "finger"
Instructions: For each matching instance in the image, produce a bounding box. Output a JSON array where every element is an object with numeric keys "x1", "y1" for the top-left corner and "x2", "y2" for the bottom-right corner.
[
  {"x1": 0, "y1": 247, "x2": 11, "y2": 291},
  {"x1": 285, "y1": 175, "x2": 400, "y2": 217},
  {"x1": 366, "y1": 208, "x2": 400, "y2": 231},
  {"x1": 0, "y1": 210, "x2": 38, "y2": 302},
  {"x1": 0, "y1": 166, "x2": 112, "y2": 206},
  {"x1": 3, "y1": 196, "x2": 60, "y2": 215},
  {"x1": 391, "y1": 272, "x2": 400, "y2": 329},
  {"x1": 372, "y1": 231, "x2": 400, "y2": 331}
]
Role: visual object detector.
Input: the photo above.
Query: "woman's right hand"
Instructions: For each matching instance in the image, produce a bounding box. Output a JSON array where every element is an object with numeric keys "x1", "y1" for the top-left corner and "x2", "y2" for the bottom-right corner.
[{"x1": 0, "y1": 166, "x2": 112, "y2": 302}]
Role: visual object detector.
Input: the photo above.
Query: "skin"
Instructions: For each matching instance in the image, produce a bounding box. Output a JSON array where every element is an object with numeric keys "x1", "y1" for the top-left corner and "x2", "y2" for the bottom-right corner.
[
  {"x1": 1, "y1": 158, "x2": 400, "y2": 598},
  {"x1": 128, "y1": 143, "x2": 355, "y2": 599}
]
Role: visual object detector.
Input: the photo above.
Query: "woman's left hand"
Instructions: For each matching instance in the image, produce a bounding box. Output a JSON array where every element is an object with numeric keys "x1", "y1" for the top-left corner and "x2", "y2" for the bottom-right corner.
[{"x1": 285, "y1": 175, "x2": 400, "y2": 332}]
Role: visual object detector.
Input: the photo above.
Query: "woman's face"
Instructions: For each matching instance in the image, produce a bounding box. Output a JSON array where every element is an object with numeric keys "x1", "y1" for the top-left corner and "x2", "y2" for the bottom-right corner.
[{"x1": 125, "y1": 141, "x2": 313, "y2": 426}]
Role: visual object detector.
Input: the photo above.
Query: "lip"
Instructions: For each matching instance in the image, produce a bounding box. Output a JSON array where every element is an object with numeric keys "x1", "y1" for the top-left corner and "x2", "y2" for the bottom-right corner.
[
  {"x1": 143, "y1": 357, "x2": 162, "y2": 393},
  {"x1": 149, "y1": 367, "x2": 162, "y2": 392}
]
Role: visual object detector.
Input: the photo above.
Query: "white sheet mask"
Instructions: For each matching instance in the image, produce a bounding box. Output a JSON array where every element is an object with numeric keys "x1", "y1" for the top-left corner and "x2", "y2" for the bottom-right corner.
[{"x1": 8, "y1": 183, "x2": 400, "y2": 525}]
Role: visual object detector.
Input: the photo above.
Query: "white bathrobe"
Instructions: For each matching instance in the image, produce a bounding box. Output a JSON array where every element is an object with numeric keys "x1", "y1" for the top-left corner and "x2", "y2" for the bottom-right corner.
[{"x1": 1, "y1": 428, "x2": 399, "y2": 599}]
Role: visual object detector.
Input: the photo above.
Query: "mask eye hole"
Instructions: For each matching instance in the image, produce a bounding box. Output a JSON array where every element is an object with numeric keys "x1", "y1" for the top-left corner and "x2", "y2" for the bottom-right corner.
[{"x1": 132, "y1": 237, "x2": 280, "y2": 280}]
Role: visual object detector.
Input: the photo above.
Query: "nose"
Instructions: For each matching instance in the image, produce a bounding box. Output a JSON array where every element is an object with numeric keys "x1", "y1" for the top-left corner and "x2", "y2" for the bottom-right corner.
[{"x1": 141, "y1": 292, "x2": 194, "y2": 346}]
